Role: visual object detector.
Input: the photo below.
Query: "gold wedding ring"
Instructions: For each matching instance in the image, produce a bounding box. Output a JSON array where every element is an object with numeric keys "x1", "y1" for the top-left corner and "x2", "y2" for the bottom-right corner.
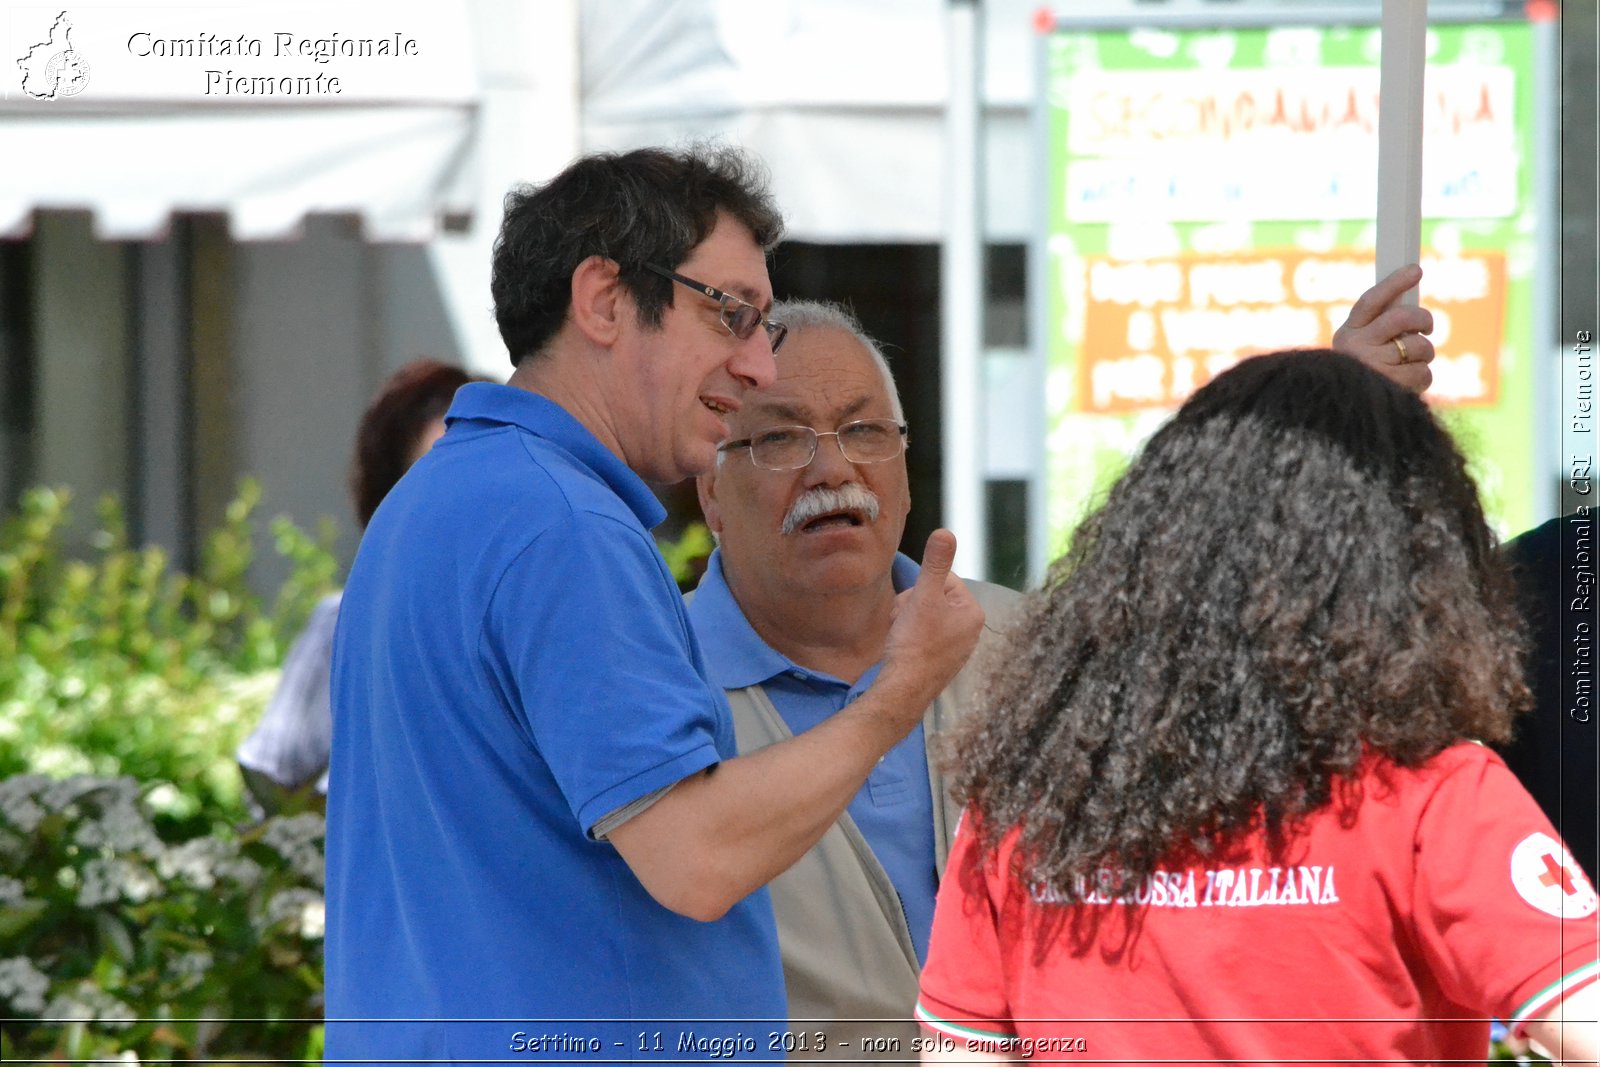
[{"x1": 1393, "y1": 335, "x2": 1409, "y2": 365}]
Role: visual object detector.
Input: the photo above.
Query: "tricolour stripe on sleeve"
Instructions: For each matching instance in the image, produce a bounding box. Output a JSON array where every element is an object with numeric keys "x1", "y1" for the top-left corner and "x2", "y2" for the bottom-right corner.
[
  {"x1": 913, "y1": 1000, "x2": 1018, "y2": 1046},
  {"x1": 1510, "y1": 959, "x2": 1600, "y2": 1035}
]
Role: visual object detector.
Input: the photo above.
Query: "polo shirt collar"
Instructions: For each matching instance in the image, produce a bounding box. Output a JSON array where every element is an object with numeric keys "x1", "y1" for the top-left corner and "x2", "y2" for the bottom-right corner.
[
  {"x1": 687, "y1": 547, "x2": 921, "y2": 690},
  {"x1": 446, "y1": 382, "x2": 667, "y2": 530}
]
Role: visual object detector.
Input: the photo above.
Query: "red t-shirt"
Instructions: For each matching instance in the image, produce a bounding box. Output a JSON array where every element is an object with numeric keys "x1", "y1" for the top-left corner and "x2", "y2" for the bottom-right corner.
[{"x1": 917, "y1": 744, "x2": 1598, "y2": 1064}]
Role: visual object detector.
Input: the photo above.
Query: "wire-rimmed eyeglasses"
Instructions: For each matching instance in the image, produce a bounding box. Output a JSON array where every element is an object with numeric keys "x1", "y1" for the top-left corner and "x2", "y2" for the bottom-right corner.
[
  {"x1": 643, "y1": 264, "x2": 788, "y2": 353},
  {"x1": 719, "y1": 418, "x2": 909, "y2": 471}
]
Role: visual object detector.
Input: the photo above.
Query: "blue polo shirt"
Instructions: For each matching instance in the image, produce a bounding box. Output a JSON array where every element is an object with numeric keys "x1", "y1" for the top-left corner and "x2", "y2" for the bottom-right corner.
[
  {"x1": 325, "y1": 383, "x2": 784, "y2": 1064},
  {"x1": 686, "y1": 549, "x2": 939, "y2": 962}
]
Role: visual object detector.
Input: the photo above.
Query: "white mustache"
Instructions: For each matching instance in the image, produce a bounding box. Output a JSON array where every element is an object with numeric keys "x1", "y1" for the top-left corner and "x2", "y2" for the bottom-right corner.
[{"x1": 781, "y1": 484, "x2": 881, "y2": 536}]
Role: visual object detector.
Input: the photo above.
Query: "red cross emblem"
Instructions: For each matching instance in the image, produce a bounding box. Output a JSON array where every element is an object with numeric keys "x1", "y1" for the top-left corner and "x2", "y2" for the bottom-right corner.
[
  {"x1": 1538, "y1": 853, "x2": 1577, "y2": 895},
  {"x1": 1512, "y1": 832, "x2": 1597, "y2": 919}
]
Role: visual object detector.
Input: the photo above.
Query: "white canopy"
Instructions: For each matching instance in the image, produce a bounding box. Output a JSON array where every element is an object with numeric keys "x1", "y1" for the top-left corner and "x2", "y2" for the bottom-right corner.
[
  {"x1": 579, "y1": 0, "x2": 1036, "y2": 243},
  {"x1": 0, "y1": 2, "x2": 479, "y2": 241}
]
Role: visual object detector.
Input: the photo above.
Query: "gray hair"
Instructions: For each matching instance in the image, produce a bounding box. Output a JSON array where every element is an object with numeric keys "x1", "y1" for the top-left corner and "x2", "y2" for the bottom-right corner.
[{"x1": 768, "y1": 299, "x2": 904, "y2": 422}]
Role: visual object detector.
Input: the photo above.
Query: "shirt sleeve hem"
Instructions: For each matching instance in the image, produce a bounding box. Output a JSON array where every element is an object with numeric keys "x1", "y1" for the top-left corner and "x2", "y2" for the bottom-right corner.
[
  {"x1": 1510, "y1": 959, "x2": 1600, "y2": 1036},
  {"x1": 914, "y1": 999, "x2": 1018, "y2": 1046},
  {"x1": 575, "y1": 744, "x2": 721, "y2": 835},
  {"x1": 589, "y1": 782, "x2": 674, "y2": 841}
]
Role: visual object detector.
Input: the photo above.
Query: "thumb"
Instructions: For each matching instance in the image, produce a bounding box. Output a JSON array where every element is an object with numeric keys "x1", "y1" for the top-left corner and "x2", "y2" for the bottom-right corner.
[{"x1": 917, "y1": 528, "x2": 958, "y2": 584}]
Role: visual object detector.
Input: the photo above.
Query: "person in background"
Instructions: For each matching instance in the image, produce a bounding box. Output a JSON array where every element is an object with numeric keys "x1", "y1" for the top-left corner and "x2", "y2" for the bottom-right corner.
[
  {"x1": 236, "y1": 359, "x2": 482, "y2": 815},
  {"x1": 917, "y1": 350, "x2": 1598, "y2": 1065},
  {"x1": 1499, "y1": 512, "x2": 1598, "y2": 882}
]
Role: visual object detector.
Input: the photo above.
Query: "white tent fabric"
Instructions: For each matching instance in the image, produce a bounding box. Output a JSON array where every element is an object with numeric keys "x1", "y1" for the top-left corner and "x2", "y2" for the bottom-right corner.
[
  {"x1": 579, "y1": 0, "x2": 1034, "y2": 243},
  {"x1": 0, "y1": 0, "x2": 1039, "y2": 245},
  {"x1": 0, "y1": 104, "x2": 477, "y2": 241},
  {"x1": 0, "y1": 2, "x2": 479, "y2": 242}
]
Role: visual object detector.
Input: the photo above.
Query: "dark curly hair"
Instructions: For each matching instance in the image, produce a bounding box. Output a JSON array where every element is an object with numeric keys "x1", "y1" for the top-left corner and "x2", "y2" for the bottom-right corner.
[
  {"x1": 948, "y1": 349, "x2": 1530, "y2": 906},
  {"x1": 490, "y1": 145, "x2": 784, "y2": 366},
  {"x1": 350, "y1": 360, "x2": 483, "y2": 528}
]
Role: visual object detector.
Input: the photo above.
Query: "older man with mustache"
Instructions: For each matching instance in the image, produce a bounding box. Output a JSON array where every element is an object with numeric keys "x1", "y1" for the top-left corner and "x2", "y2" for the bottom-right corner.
[
  {"x1": 688, "y1": 300, "x2": 1023, "y2": 1057},
  {"x1": 687, "y1": 269, "x2": 1437, "y2": 1057}
]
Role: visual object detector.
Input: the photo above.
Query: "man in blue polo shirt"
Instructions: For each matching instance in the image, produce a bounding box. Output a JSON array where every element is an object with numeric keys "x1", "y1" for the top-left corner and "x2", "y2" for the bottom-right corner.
[{"x1": 323, "y1": 146, "x2": 987, "y2": 1064}]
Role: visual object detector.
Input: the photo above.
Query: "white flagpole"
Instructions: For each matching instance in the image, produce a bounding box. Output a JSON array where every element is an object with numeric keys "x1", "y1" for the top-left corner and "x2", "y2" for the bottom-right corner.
[
  {"x1": 941, "y1": 0, "x2": 987, "y2": 579},
  {"x1": 1375, "y1": 0, "x2": 1429, "y2": 306}
]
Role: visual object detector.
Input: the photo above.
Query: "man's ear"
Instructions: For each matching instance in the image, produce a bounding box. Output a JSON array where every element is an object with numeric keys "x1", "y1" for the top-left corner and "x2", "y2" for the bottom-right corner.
[
  {"x1": 696, "y1": 471, "x2": 724, "y2": 535},
  {"x1": 568, "y1": 255, "x2": 626, "y2": 346}
]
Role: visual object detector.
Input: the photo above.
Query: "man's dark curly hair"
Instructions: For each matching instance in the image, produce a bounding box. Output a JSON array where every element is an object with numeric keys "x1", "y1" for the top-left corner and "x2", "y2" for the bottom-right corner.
[
  {"x1": 490, "y1": 145, "x2": 784, "y2": 366},
  {"x1": 948, "y1": 349, "x2": 1530, "y2": 905}
]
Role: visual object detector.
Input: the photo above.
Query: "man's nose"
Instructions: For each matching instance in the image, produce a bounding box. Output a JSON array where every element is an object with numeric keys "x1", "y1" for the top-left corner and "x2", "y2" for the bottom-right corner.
[
  {"x1": 803, "y1": 431, "x2": 856, "y2": 485},
  {"x1": 728, "y1": 332, "x2": 777, "y2": 391}
]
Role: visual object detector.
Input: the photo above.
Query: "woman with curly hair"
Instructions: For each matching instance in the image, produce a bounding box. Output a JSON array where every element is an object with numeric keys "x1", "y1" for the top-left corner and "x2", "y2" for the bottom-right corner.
[{"x1": 916, "y1": 350, "x2": 1598, "y2": 1064}]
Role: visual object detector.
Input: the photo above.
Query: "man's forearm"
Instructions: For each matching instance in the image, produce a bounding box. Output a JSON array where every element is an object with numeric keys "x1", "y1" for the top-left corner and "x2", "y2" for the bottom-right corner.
[
  {"x1": 610, "y1": 528, "x2": 984, "y2": 920},
  {"x1": 606, "y1": 669, "x2": 937, "y2": 921}
]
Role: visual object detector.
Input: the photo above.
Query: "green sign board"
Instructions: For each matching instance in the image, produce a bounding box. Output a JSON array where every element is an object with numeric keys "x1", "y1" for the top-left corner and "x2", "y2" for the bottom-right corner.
[{"x1": 1040, "y1": 21, "x2": 1539, "y2": 554}]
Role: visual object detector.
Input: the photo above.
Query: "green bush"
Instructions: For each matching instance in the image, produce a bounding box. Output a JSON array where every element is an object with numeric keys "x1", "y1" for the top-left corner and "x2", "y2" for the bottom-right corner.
[
  {"x1": 660, "y1": 520, "x2": 714, "y2": 592},
  {"x1": 0, "y1": 483, "x2": 339, "y2": 835},
  {"x1": 0, "y1": 774, "x2": 324, "y2": 1062},
  {"x1": 0, "y1": 483, "x2": 337, "y2": 1060}
]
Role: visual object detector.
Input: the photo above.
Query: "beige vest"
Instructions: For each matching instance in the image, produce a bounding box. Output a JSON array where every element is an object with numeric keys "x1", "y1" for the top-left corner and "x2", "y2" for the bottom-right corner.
[{"x1": 719, "y1": 580, "x2": 1022, "y2": 1060}]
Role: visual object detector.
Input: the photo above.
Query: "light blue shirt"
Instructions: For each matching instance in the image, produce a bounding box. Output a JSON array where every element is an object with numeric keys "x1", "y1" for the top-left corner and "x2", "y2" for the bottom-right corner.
[{"x1": 687, "y1": 548, "x2": 939, "y2": 963}]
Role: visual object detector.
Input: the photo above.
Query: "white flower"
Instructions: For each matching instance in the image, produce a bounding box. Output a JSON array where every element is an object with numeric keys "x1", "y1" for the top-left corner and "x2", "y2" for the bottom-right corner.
[
  {"x1": 40, "y1": 775, "x2": 134, "y2": 815},
  {"x1": 298, "y1": 897, "x2": 325, "y2": 940},
  {"x1": 261, "y1": 814, "x2": 326, "y2": 887},
  {"x1": 214, "y1": 855, "x2": 265, "y2": 889},
  {"x1": 42, "y1": 984, "x2": 136, "y2": 1029},
  {"x1": 0, "y1": 875, "x2": 26, "y2": 906},
  {"x1": 31, "y1": 745, "x2": 92, "y2": 778},
  {"x1": 263, "y1": 887, "x2": 326, "y2": 939},
  {"x1": 142, "y1": 782, "x2": 182, "y2": 816},
  {"x1": 75, "y1": 857, "x2": 159, "y2": 907},
  {"x1": 119, "y1": 863, "x2": 161, "y2": 904},
  {"x1": 72, "y1": 793, "x2": 161, "y2": 854},
  {"x1": 157, "y1": 838, "x2": 236, "y2": 890},
  {"x1": 76, "y1": 858, "x2": 124, "y2": 908},
  {"x1": 169, "y1": 950, "x2": 213, "y2": 991},
  {"x1": 0, "y1": 776, "x2": 48, "y2": 833},
  {"x1": 0, "y1": 956, "x2": 50, "y2": 1015},
  {"x1": 261, "y1": 813, "x2": 324, "y2": 852},
  {"x1": 44, "y1": 991, "x2": 92, "y2": 1022}
]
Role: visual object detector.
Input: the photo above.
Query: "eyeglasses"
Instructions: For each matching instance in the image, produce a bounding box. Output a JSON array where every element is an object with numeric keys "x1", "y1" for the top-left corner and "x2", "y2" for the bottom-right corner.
[
  {"x1": 720, "y1": 418, "x2": 909, "y2": 471},
  {"x1": 643, "y1": 263, "x2": 788, "y2": 353}
]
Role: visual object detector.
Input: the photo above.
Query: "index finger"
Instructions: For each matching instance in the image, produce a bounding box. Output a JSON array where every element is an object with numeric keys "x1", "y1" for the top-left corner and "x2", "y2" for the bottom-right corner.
[
  {"x1": 917, "y1": 528, "x2": 958, "y2": 583},
  {"x1": 1345, "y1": 264, "x2": 1423, "y2": 329}
]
